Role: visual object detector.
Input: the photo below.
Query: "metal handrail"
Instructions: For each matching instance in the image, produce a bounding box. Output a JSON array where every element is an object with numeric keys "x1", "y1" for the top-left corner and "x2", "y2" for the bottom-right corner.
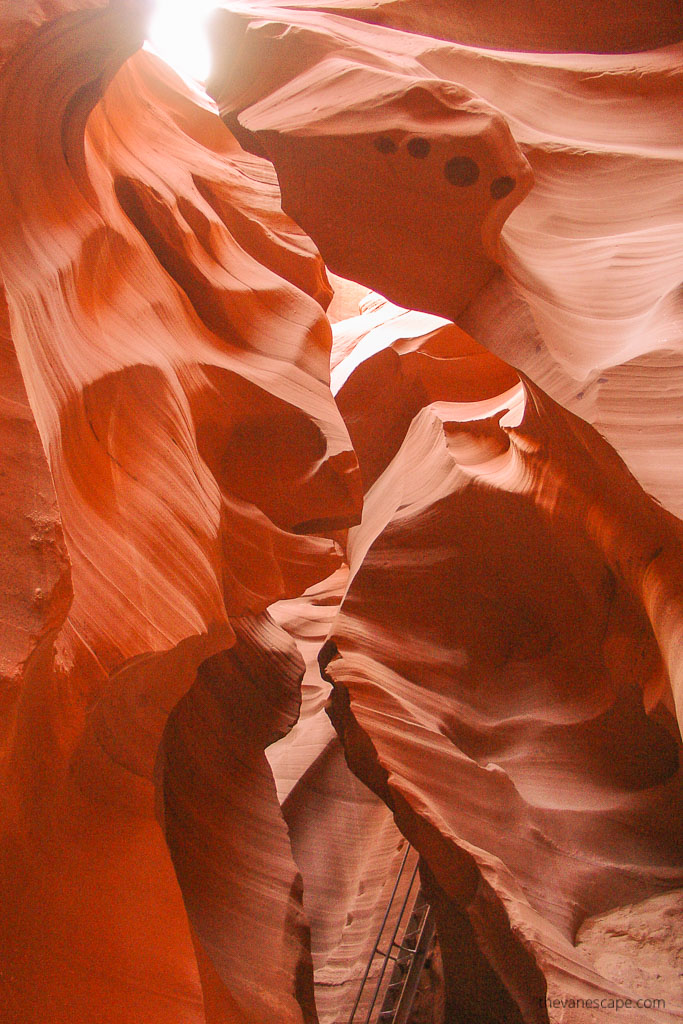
[
  {"x1": 346, "y1": 844, "x2": 413, "y2": 1023},
  {"x1": 347, "y1": 845, "x2": 434, "y2": 1024},
  {"x1": 361, "y1": 857, "x2": 421, "y2": 1023},
  {"x1": 377, "y1": 895, "x2": 435, "y2": 1024}
]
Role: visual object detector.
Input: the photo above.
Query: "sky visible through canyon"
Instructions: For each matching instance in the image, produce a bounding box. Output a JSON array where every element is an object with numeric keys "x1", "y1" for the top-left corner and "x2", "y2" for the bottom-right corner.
[{"x1": 146, "y1": 0, "x2": 218, "y2": 80}]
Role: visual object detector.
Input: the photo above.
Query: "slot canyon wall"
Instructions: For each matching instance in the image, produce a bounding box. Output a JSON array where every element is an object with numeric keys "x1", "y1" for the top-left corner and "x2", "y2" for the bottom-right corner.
[{"x1": 0, "y1": 1, "x2": 681, "y2": 1022}]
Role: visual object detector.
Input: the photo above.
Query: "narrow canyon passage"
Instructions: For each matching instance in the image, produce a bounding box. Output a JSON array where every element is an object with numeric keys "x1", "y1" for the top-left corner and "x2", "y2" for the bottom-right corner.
[{"x1": 0, "y1": 1, "x2": 681, "y2": 1023}]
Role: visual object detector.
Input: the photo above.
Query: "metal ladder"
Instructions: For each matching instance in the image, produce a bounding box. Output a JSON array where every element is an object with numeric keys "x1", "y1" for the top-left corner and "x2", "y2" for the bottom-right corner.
[{"x1": 347, "y1": 845, "x2": 435, "y2": 1024}]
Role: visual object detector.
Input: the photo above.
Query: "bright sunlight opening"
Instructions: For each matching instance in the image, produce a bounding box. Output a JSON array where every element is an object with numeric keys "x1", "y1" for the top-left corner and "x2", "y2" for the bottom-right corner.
[{"x1": 145, "y1": 0, "x2": 220, "y2": 83}]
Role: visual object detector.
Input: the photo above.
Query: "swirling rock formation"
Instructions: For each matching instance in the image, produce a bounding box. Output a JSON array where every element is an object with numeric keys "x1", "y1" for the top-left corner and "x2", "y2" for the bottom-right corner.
[
  {"x1": 1, "y1": 0, "x2": 682, "y2": 1022},
  {"x1": 209, "y1": 2, "x2": 683, "y2": 520},
  {"x1": 0, "y1": 2, "x2": 360, "y2": 1021},
  {"x1": 322, "y1": 300, "x2": 683, "y2": 1023},
  {"x1": 207, "y1": 6, "x2": 534, "y2": 321},
  {"x1": 251, "y1": 0, "x2": 683, "y2": 54},
  {"x1": 268, "y1": 572, "x2": 413, "y2": 1024}
]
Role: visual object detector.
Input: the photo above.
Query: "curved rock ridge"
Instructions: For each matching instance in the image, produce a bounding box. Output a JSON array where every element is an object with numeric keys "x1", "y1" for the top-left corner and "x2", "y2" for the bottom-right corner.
[
  {"x1": 239, "y1": 0, "x2": 683, "y2": 54},
  {"x1": 268, "y1": 567, "x2": 349, "y2": 805},
  {"x1": 320, "y1": 302, "x2": 683, "y2": 1021},
  {"x1": 207, "y1": 5, "x2": 534, "y2": 321},
  {"x1": 208, "y1": 3, "x2": 682, "y2": 369},
  {"x1": 0, "y1": 5, "x2": 361, "y2": 1022},
  {"x1": 208, "y1": 4, "x2": 683, "y2": 524},
  {"x1": 162, "y1": 611, "x2": 319, "y2": 1024},
  {"x1": 268, "y1": 570, "x2": 411, "y2": 1024},
  {"x1": 0, "y1": 1, "x2": 681, "y2": 1022},
  {"x1": 456, "y1": 275, "x2": 683, "y2": 522}
]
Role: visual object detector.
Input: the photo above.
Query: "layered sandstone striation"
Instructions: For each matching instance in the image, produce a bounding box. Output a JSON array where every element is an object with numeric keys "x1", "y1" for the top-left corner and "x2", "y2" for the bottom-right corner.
[
  {"x1": 0, "y1": 0, "x2": 681, "y2": 1023},
  {"x1": 208, "y1": 6, "x2": 683, "y2": 1021},
  {"x1": 209, "y1": 1, "x2": 683, "y2": 519},
  {"x1": 268, "y1": 572, "x2": 412, "y2": 1024},
  {"x1": 323, "y1": 300, "x2": 683, "y2": 1022},
  {"x1": 243, "y1": 0, "x2": 683, "y2": 54},
  {"x1": 207, "y1": 5, "x2": 534, "y2": 321},
  {"x1": 0, "y1": 2, "x2": 360, "y2": 1021}
]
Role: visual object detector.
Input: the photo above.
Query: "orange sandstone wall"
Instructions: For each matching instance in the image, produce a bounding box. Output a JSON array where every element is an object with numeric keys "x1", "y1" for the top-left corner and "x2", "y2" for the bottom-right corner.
[
  {"x1": 0, "y1": 1, "x2": 681, "y2": 1022},
  {"x1": 0, "y1": 2, "x2": 360, "y2": 1021}
]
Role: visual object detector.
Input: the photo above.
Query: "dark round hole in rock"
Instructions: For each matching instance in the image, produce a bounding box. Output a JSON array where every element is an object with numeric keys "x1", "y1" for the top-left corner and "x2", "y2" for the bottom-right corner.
[
  {"x1": 407, "y1": 137, "x2": 431, "y2": 159},
  {"x1": 374, "y1": 136, "x2": 397, "y2": 154},
  {"x1": 444, "y1": 156, "x2": 479, "y2": 187},
  {"x1": 491, "y1": 175, "x2": 516, "y2": 199}
]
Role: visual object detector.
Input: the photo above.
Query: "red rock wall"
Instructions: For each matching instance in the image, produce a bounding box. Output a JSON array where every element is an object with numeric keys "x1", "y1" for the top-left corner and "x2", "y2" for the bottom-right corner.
[
  {"x1": 0, "y1": 1, "x2": 681, "y2": 1023},
  {"x1": 207, "y1": 6, "x2": 683, "y2": 1022},
  {"x1": 324, "y1": 301, "x2": 683, "y2": 1022},
  {"x1": 0, "y1": 3, "x2": 359, "y2": 1021}
]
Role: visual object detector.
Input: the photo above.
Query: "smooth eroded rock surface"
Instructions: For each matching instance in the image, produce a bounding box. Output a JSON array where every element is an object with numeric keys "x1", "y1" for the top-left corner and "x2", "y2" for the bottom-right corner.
[
  {"x1": 0, "y1": 4, "x2": 360, "y2": 1021},
  {"x1": 1, "y1": 0, "x2": 681, "y2": 1022}
]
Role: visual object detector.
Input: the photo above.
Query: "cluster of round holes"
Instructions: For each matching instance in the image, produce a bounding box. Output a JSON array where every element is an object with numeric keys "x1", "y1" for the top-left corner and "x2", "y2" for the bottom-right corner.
[{"x1": 373, "y1": 136, "x2": 516, "y2": 199}]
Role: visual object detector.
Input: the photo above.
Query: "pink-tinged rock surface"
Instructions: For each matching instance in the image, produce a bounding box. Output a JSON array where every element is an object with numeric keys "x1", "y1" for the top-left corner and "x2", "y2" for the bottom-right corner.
[
  {"x1": 243, "y1": 0, "x2": 683, "y2": 54},
  {"x1": 0, "y1": 0, "x2": 681, "y2": 1021},
  {"x1": 575, "y1": 891, "x2": 683, "y2": 1013},
  {"x1": 269, "y1": 571, "x2": 414, "y2": 1024},
  {"x1": 0, "y1": 3, "x2": 361, "y2": 1021},
  {"x1": 319, "y1": 302, "x2": 683, "y2": 1022},
  {"x1": 208, "y1": 6, "x2": 533, "y2": 322},
  {"x1": 209, "y1": 3, "x2": 683, "y2": 523}
]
